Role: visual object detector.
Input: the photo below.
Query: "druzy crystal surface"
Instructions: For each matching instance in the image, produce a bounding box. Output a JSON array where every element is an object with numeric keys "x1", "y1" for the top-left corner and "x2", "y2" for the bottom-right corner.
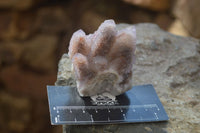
[{"x1": 68, "y1": 20, "x2": 136, "y2": 97}]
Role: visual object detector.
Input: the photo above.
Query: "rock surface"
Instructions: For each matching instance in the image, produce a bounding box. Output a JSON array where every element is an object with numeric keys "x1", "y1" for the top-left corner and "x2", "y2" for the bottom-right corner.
[
  {"x1": 0, "y1": 65, "x2": 56, "y2": 98},
  {"x1": 0, "y1": 91, "x2": 31, "y2": 133},
  {"x1": 20, "y1": 34, "x2": 58, "y2": 73},
  {"x1": 123, "y1": 0, "x2": 170, "y2": 11},
  {"x1": 173, "y1": 0, "x2": 200, "y2": 38},
  {"x1": 0, "y1": 12, "x2": 17, "y2": 40},
  {"x1": 57, "y1": 23, "x2": 200, "y2": 133},
  {"x1": 0, "y1": 0, "x2": 47, "y2": 10},
  {"x1": 168, "y1": 19, "x2": 189, "y2": 37},
  {"x1": 35, "y1": 7, "x2": 70, "y2": 34}
]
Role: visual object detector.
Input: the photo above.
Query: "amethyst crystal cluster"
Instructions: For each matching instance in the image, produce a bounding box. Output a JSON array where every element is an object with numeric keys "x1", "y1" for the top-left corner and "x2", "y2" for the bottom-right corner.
[{"x1": 68, "y1": 20, "x2": 136, "y2": 97}]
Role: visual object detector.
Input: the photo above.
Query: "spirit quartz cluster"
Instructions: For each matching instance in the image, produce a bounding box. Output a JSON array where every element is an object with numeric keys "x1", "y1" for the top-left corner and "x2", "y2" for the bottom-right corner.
[{"x1": 68, "y1": 20, "x2": 136, "y2": 97}]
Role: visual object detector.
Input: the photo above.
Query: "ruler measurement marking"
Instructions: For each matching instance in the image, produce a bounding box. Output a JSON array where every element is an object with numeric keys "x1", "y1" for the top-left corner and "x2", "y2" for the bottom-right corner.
[
  {"x1": 123, "y1": 114, "x2": 126, "y2": 120},
  {"x1": 55, "y1": 117, "x2": 58, "y2": 123},
  {"x1": 69, "y1": 109, "x2": 72, "y2": 113},
  {"x1": 154, "y1": 112, "x2": 159, "y2": 120},
  {"x1": 90, "y1": 115, "x2": 94, "y2": 122},
  {"x1": 82, "y1": 109, "x2": 85, "y2": 113},
  {"x1": 56, "y1": 118, "x2": 157, "y2": 123},
  {"x1": 95, "y1": 109, "x2": 98, "y2": 113},
  {"x1": 55, "y1": 104, "x2": 158, "y2": 110},
  {"x1": 53, "y1": 104, "x2": 161, "y2": 124}
]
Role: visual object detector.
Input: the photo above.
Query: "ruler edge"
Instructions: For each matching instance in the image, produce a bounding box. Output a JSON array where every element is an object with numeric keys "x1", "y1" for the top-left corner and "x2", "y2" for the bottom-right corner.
[{"x1": 51, "y1": 119, "x2": 169, "y2": 125}]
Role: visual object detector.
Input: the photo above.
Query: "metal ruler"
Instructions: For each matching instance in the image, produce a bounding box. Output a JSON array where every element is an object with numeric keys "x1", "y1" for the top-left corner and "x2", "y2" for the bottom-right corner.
[{"x1": 47, "y1": 84, "x2": 169, "y2": 125}]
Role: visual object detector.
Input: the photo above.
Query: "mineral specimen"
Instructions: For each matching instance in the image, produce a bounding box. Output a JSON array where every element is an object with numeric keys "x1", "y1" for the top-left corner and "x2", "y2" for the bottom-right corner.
[{"x1": 68, "y1": 20, "x2": 136, "y2": 97}]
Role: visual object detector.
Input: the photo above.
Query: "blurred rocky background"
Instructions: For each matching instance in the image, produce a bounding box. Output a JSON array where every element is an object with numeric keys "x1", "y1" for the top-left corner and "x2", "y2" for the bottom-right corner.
[{"x1": 0, "y1": 0, "x2": 199, "y2": 133}]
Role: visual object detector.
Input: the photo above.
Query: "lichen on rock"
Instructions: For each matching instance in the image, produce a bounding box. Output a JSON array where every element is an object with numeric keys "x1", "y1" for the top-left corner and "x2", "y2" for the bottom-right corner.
[{"x1": 68, "y1": 20, "x2": 136, "y2": 97}]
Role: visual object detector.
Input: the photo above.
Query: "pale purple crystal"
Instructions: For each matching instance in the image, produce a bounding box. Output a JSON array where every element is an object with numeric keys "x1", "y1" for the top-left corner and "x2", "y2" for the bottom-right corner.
[{"x1": 68, "y1": 20, "x2": 136, "y2": 97}]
